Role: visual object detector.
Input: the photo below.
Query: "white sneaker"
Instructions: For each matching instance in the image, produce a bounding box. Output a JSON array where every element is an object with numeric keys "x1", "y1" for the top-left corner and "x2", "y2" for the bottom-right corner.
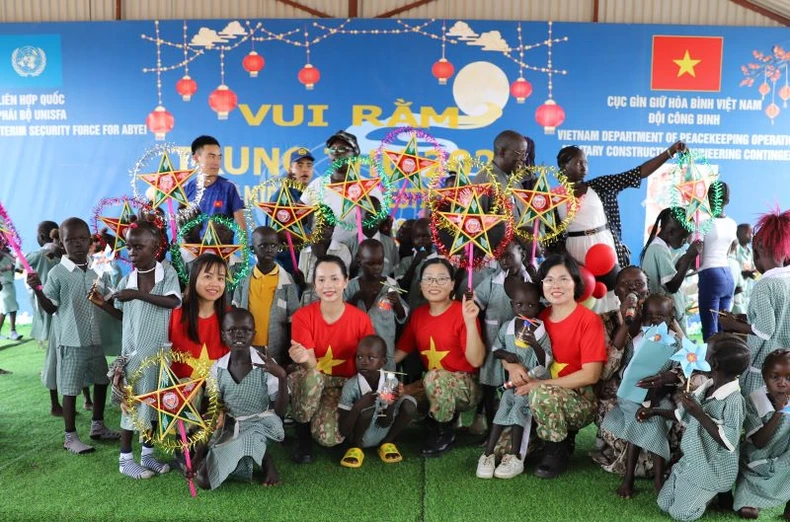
[
  {"x1": 469, "y1": 413, "x2": 487, "y2": 436},
  {"x1": 476, "y1": 454, "x2": 496, "y2": 479},
  {"x1": 494, "y1": 454, "x2": 524, "y2": 479}
]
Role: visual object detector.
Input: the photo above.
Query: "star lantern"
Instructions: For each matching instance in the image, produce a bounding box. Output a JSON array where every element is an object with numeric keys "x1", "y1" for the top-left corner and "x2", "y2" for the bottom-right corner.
[
  {"x1": 326, "y1": 160, "x2": 382, "y2": 220},
  {"x1": 432, "y1": 58, "x2": 454, "y2": 85},
  {"x1": 676, "y1": 177, "x2": 713, "y2": 223},
  {"x1": 670, "y1": 337, "x2": 711, "y2": 380},
  {"x1": 383, "y1": 133, "x2": 439, "y2": 189},
  {"x1": 510, "y1": 77, "x2": 533, "y2": 103},
  {"x1": 535, "y1": 99, "x2": 566, "y2": 135},
  {"x1": 428, "y1": 160, "x2": 481, "y2": 214},
  {"x1": 510, "y1": 169, "x2": 574, "y2": 236},
  {"x1": 242, "y1": 51, "x2": 265, "y2": 78},
  {"x1": 208, "y1": 84, "x2": 238, "y2": 120},
  {"x1": 175, "y1": 75, "x2": 198, "y2": 102},
  {"x1": 256, "y1": 184, "x2": 317, "y2": 243},
  {"x1": 137, "y1": 150, "x2": 195, "y2": 209},
  {"x1": 181, "y1": 220, "x2": 243, "y2": 270},
  {"x1": 98, "y1": 199, "x2": 135, "y2": 254},
  {"x1": 298, "y1": 64, "x2": 320, "y2": 90},
  {"x1": 145, "y1": 105, "x2": 174, "y2": 141}
]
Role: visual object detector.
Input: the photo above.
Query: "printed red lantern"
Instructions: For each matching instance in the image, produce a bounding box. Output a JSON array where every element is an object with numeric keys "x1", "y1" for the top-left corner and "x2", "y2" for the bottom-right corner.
[
  {"x1": 145, "y1": 105, "x2": 174, "y2": 141},
  {"x1": 510, "y1": 77, "x2": 533, "y2": 103},
  {"x1": 779, "y1": 84, "x2": 790, "y2": 107},
  {"x1": 208, "y1": 84, "x2": 238, "y2": 120},
  {"x1": 298, "y1": 64, "x2": 321, "y2": 90},
  {"x1": 175, "y1": 75, "x2": 197, "y2": 102},
  {"x1": 765, "y1": 102, "x2": 780, "y2": 123},
  {"x1": 535, "y1": 99, "x2": 566, "y2": 135},
  {"x1": 431, "y1": 58, "x2": 454, "y2": 85},
  {"x1": 758, "y1": 82, "x2": 771, "y2": 98},
  {"x1": 242, "y1": 51, "x2": 265, "y2": 78}
]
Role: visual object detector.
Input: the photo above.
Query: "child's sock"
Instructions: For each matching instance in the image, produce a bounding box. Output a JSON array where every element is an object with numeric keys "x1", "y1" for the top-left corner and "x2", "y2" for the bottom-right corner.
[
  {"x1": 90, "y1": 420, "x2": 121, "y2": 441},
  {"x1": 141, "y1": 446, "x2": 170, "y2": 475},
  {"x1": 63, "y1": 431, "x2": 94, "y2": 454},
  {"x1": 119, "y1": 452, "x2": 154, "y2": 479}
]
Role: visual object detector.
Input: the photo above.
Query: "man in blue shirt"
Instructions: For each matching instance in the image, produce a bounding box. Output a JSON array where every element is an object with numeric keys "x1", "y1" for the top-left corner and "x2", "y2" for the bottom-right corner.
[{"x1": 185, "y1": 135, "x2": 246, "y2": 233}]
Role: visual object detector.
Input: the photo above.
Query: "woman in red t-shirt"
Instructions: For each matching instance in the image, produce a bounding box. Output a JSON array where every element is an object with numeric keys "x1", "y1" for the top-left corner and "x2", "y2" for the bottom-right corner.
[
  {"x1": 169, "y1": 254, "x2": 230, "y2": 379},
  {"x1": 395, "y1": 258, "x2": 484, "y2": 457},
  {"x1": 288, "y1": 255, "x2": 374, "y2": 463},
  {"x1": 515, "y1": 254, "x2": 606, "y2": 478}
]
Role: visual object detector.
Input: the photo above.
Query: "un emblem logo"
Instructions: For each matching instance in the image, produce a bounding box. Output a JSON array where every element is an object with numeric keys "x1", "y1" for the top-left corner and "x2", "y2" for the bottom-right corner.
[{"x1": 11, "y1": 46, "x2": 47, "y2": 77}]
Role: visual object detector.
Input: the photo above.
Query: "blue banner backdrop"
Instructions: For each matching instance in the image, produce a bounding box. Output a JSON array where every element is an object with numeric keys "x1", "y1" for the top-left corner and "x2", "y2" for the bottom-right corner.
[{"x1": 2, "y1": 18, "x2": 790, "y2": 316}]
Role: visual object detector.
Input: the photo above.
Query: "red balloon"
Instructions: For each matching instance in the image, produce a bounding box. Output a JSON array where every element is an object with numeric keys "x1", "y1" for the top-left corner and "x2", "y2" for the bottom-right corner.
[
  {"x1": 592, "y1": 281, "x2": 608, "y2": 299},
  {"x1": 585, "y1": 244, "x2": 617, "y2": 276},
  {"x1": 578, "y1": 265, "x2": 596, "y2": 303}
]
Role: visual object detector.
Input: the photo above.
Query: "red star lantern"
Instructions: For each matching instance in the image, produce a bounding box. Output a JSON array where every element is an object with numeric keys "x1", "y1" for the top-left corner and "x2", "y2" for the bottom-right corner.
[
  {"x1": 181, "y1": 220, "x2": 243, "y2": 268},
  {"x1": 511, "y1": 170, "x2": 574, "y2": 232},
  {"x1": 535, "y1": 99, "x2": 566, "y2": 135},
  {"x1": 326, "y1": 161, "x2": 381, "y2": 220},
  {"x1": 432, "y1": 58, "x2": 454, "y2": 85},
  {"x1": 175, "y1": 75, "x2": 197, "y2": 102},
  {"x1": 676, "y1": 177, "x2": 714, "y2": 222},
  {"x1": 98, "y1": 199, "x2": 135, "y2": 254},
  {"x1": 256, "y1": 184, "x2": 317, "y2": 243},
  {"x1": 242, "y1": 51, "x2": 265, "y2": 78},
  {"x1": 137, "y1": 150, "x2": 195, "y2": 208},
  {"x1": 510, "y1": 77, "x2": 533, "y2": 103},
  {"x1": 298, "y1": 64, "x2": 320, "y2": 90},
  {"x1": 383, "y1": 133, "x2": 439, "y2": 190},
  {"x1": 145, "y1": 105, "x2": 174, "y2": 141},
  {"x1": 208, "y1": 84, "x2": 238, "y2": 120}
]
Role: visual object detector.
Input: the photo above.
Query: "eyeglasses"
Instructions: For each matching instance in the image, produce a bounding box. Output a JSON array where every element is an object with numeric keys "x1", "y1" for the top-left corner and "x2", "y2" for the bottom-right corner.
[
  {"x1": 327, "y1": 146, "x2": 352, "y2": 154},
  {"x1": 542, "y1": 276, "x2": 573, "y2": 287},
  {"x1": 420, "y1": 276, "x2": 452, "y2": 286}
]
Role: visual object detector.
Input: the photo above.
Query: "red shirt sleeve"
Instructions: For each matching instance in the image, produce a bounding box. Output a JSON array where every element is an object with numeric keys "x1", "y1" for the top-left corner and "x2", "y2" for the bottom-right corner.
[
  {"x1": 578, "y1": 308, "x2": 607, "y2": 365},
  {"x1": 291, "y1": 304, "x2": 316, "y2": 349},
  {"x1": 396, "y1": 308, "x2": 419, "y2": 354}
]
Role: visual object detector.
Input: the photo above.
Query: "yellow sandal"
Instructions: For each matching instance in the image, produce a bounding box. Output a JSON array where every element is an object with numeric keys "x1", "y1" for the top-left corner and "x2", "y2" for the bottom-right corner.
[
  {"x1": 378, "y1": 442, "x2": 403, "y2": 463},
  {"x1": 340, "y1": 447, "x2": 364, "y2": 468}
]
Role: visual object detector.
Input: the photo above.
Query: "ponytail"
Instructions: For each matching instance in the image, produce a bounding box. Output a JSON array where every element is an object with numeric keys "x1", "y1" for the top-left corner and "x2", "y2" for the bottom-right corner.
[{"x1": 640, "y1": 207, "x2": 680, "y2": 264}]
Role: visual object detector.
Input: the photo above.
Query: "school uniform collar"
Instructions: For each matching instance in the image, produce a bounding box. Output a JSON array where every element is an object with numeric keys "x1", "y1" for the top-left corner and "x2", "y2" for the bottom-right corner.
[
  {"x1": 253, "y1": 263, "x2": 280, "y2": 279},
  {"x1": 60, "y1": 256, "x2": 89, "y2": 272},
  {"x1": 761, "y1": 265, "x2": 790, "y2": 280},
  {"x1": 358, "y1": 372, "x2": 385, "y2": 394},
  {"x1": 653, "y1": 237, "x2": 670, "y2": 250},
  {"x1": 126, "y1": 262, "x2": 165, "y2": 289},
  {"x1": 492, "y1": 267, "x2": 529, "y2": 285},
  {"x1": 749, "y1": 387, "x2": 775, "y2": 417},
  {"x1": 697, "y1": 378, "x2": 741, "y2": 401},
  {"x1": 215, "y1": 347, "x2": 264, "y2": 370}
]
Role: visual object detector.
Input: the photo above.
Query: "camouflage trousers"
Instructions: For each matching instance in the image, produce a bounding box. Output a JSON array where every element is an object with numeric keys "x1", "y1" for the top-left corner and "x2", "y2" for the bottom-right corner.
[
  {"x1": 529, "y1": 384, "x2": 597, "y2": 442},
  {"x1": 288, "y1": 367, "x2": 348, "y2": 447},
  {"x1": 423, "y1": 370, "x2": 481, "y2": 423}
]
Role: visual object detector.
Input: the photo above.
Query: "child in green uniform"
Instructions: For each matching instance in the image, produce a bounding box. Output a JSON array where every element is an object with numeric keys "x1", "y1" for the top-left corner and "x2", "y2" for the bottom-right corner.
[
  {"x1": 337, "y1": 335, "x2": 416, "y2": 468},
  {"x1": 732, "y1": 349, "x2": 790, "y2": 519},
  {"x1": 394, "y1": 218, "x2": 439, "y2": 311},
  {"x1": 641, "y1": 334, "x2": 750, "y2": 522},
  {"x1": 190, "y1": 308, "x2": 287, "y2": 489},
  {"x1": 27, "y1": 218, "x2": 119, "y2": 454},
  {"x1": 345, "y1": 239, "x2": 408, "y2": 371},
  {"x1": 0, "y1": 246, "x2": 20, "y2": 340},
  {"x1": 90, "y1": 222, "x2": 181, "y2": 479},
  {"x1": 640, "y1": 207, "x2": 702, "y2": 333},
  {"x1": 477, "y1": 282, "x2": 551, "y2": 480}
]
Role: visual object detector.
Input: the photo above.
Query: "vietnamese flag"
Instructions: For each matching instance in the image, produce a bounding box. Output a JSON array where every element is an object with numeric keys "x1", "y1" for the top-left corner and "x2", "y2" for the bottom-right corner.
[{"x1": 651, "y1": 35, "x2": 723, "y2": 92}]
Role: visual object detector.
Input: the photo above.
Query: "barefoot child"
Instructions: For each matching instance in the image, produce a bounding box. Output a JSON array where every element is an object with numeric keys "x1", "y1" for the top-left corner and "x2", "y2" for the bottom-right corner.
[
  {"x1": 191, "y1": 308, "x2": 287, "y2": 489},
  {"x1": 601, "y1": 294, "x2": 679, "y2": 498},
  {"x1": 732, "y1": 349, "x2": 790, "y2": 520},
  {"x1": 472, "y1": 239, "x2": 531, "y2": 437},
  {"x1": 345, "y1": 239, "x2": 408, "y2": 371},
  {"x1": 477, "y1": 282, "x2": 551, "y2": 480},
  {"x1": 643, "y1": 334, "x2": 750, "y2": 522},
  {"x1": 90, "y1": 222, "x2": 181, "y2": 478},
  {"x1": 26, "y1": 217, "x2": 119, "y2": 454},
  {"x1": 337, "y1": 335, "x2": 416, "y2": 467},
  {"x1": 233, "y1": 226, "x2": 299, "y2": 364}
]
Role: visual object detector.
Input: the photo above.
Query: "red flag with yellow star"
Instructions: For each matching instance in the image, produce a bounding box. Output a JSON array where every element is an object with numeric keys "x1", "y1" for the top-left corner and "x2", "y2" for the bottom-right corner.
[{"x1": 651, "y1": 35, "x2": 723, "y2": 92}]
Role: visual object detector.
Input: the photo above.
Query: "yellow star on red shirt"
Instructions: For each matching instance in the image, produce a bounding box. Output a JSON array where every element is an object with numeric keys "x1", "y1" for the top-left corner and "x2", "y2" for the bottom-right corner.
[
  {"x1": 383, "y1": 133, "x2": 439, "y2": 190},
  {"x1": 256, "y1": 182, "x2": 317, "y2": 243},
  {"x1": 510, "y1": 170, "x2": 573, "y2": 232},
  {"x1": 315, "y1": 345, "x2": 346, "y2": 375},
  {"x1": 437, "y1": 185, "x2": 504, "y2": 257},
  {"x1": 549, "y1": 361, "x2": 568, "y2": 379},
  {"x1": 181, "y1": 221, "x2": 242, "y2": 277},
  {"x1": 421, "y1": 337, "x2": 450, "y2": 370},
  {"x1": 326, "y1": 160, "x2": 381, "y2": 219},
  {"x1": 98, "y1": 200, "x2": 135, "y2": 254},
  {"x1": 138, "y1": 150, "x2": 195, "y2": 208}
]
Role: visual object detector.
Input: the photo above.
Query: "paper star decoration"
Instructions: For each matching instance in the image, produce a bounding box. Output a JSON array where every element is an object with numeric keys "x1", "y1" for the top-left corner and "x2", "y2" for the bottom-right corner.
[
  {"x1": 431, "y1": 163, "x2": 491, "y2": 214},
  {"x1": 98, "y1": 200, "x2": 135, "y2": 253},
  {"x1": 421, "y1": 337, "x2": 449, "y2": 370},
  {"x1": 436, "y1": 185, "x2": 504, "y2": 256},
  {"x1": 316, "y1": 345, "x2": 346, "y2": 375},
  {"x1": 383, "y1": 133, "x2": 439, "y2": 190},
  {"x1": 676, "y1": 176, "x2": 714, "y2": 224},
  {"x1": 137, "y1": 150, "x2": 195, "y2": 208},
  {"x1": 326, "y1": 161, "x2": 382, "y2": 219},
  {"x1": 674, "y1": 50, "x2": 701, "y2": 77},
  {"x1": 641, "y1": 323, "x2": 675, "y2": 346},
  {"x1": 550, "y1": 361, "x2": 569, "y2": 379},
  {"x1": 181, "y1": 220, "x2": 242, "y2": 266},
  {"x1": 130, "y1": 354, "x2": 210, "y2": 441},
  {"x1": 511, "y1": 169, "x2": 573, "y2": 232},
  {"x1": 256, "y1": 184, "x2": 317, "y2": 243},
  {"x1": 670, "y1": 337, "x2": 711, "y2": 379}
]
